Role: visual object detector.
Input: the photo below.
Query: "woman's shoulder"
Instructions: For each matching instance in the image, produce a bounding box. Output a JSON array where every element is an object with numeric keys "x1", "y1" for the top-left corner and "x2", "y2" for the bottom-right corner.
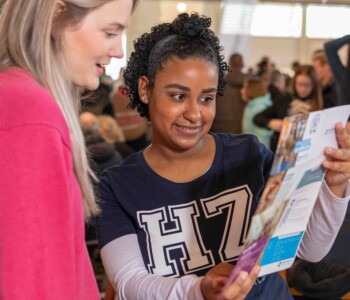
[
  {"x1": 213, "y1": 132, "x2": 269, "y2": 152},
  {"x1": 213, "y1": 132, "x2": 274, "y2": 168},
  {"x1": 0, "y1": 68, "x2": 68, "y2": 136},
  {"x1": 101, "y1": 151, "x2": 139, "y2": 172},
  {"x1": 0, "y1": 68, "x2": 49, "y2": 96}
]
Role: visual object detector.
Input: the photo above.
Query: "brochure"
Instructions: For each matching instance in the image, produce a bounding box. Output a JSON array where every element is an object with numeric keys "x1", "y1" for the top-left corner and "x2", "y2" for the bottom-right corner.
[{"x1": 222, "y1": 105, "x2": 350, "y2": 291}]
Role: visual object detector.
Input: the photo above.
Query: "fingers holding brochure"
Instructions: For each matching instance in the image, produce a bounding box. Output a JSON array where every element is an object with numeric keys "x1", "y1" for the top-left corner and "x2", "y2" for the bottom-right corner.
[
  {"x1": 323, "y1": 122, "x2": 350, "y2": 197},
  {"x1": 200, "y1": 263, "x2": 260, "y2": 300},
  {"x1": 334, "y1": 122, "x2": 350, "y2": 149},
  {"x1": 200, "y1": 263, "x2": 231, "y2": 300},
  {"x1": 219, "y1": 265, "x2": 260, "y2": 300}
]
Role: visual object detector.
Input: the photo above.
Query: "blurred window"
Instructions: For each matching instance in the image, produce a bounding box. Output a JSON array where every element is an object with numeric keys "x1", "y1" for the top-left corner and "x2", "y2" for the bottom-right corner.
[
  {"x1": 250, "y1": 3, "x2": 302, "y2": 38},
  {"x1": 306, "y1": 4, "x2": 350, "y2": 39},
  {"x1": 220, "y1": 3, "x2": 302, "y2": 38},
  {"x1": 220, "y1": 3, "x2": 255, "y2": 35}
]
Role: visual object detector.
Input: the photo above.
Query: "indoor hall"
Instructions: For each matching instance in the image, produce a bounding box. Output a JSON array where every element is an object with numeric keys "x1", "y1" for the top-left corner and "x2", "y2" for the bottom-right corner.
[{"x1": 1, "y1": 0, "x2": 350, "y2": 299}]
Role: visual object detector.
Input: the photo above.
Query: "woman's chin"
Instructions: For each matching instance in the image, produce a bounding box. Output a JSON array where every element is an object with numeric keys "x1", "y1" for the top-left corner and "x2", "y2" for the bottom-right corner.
[{"x1": 74, "y1": 77, "x2": 100, "y2": 90}]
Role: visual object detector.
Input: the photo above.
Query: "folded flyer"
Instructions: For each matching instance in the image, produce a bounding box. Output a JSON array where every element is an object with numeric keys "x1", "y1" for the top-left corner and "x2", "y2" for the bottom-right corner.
[{"x1": 222, "y1": 105, "x2": 350, "y2": 291}]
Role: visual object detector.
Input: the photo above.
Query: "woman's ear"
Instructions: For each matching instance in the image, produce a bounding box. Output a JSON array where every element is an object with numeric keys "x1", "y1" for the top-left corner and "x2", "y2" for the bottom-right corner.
[
  {"x1": 52, "y1": 0, "x2": 67, "y2": 38},
  {"x1": 54, "y1": 0, "x2": 67, "y2": 17},
  {"x1": 138, "y1": 76, "x2": 150, "y2": 104}
]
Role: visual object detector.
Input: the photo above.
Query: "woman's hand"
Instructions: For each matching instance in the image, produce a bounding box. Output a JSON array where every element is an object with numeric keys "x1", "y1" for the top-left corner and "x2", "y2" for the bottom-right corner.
[
  {"x1": 288, "y1": 99, "x2": 311, "y2": 115},
  {"x1": 268, "y1": 119, "x2": 283, "y2": 132},
  {"x1": 200, "y1": 263, "x2": 260, "y2": 300},
  {"x1": 323, "y1": 122, "x2": 350, "y2": 198}
]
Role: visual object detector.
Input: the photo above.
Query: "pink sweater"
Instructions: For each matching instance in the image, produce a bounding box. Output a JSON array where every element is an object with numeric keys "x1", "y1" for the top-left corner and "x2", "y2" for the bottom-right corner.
[{"x1": 0, "y1": 68, "x2": 100, "y2": 299}]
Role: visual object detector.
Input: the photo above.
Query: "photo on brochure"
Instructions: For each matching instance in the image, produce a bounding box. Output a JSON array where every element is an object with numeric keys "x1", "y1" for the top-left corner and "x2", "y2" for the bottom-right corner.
[{"x1": 271, "y1": 114, "x2": 308, "y2": 175}]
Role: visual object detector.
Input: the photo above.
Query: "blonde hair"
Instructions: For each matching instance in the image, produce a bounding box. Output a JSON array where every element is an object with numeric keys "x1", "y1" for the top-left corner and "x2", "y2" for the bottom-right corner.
[
  {"x1": 98, "y1": 115, "x2": 126, "y2": 144},
  {"x1": 0, "y1": 0, "x2": 136, "y2": 219}
]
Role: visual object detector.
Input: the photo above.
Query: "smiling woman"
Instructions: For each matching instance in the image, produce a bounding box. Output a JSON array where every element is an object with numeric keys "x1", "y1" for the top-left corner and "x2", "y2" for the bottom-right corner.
[
  {"x1": 96, "y1": 12, "x2": 263, "y2": 300},
  {"x1": 60, "y1": 0, "x2": 133, "y2": 89},
  {"x1": 0, "y1": 0, "x2": 136, "y2": 299},
  {"x1": 138, "y1": 58, "x2": 218, "y2": 157}
]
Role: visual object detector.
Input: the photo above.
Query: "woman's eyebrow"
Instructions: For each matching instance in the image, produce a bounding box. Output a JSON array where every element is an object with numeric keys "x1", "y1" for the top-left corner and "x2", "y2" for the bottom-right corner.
[
  {"x1": 164, "y1": 84, "x2": 217, "y2": 93},
  {"x1": 106, "y1": 22, "x2": 126, "y2": 30},
  {"x1": 202, "y1": 88, "x2": 217, "y2": 93},
  {"x1": 164, "y1": 84, "x2": 190, "y2": 91}
]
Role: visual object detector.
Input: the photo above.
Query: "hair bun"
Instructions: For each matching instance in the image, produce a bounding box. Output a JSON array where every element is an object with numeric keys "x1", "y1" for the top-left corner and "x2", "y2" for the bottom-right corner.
[{"x1": 173, "y1": 13, "x2": 211, "y2": 39}]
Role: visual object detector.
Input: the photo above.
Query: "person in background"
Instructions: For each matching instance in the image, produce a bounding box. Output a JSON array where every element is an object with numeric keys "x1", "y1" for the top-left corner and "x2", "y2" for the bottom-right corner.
[
  {"x1": 79, "y1": 112, "x2": 124, "y2": 177},
  {"x1": 80, "y1": 111, "x2": 100, "y2": 133},
  {"x1": 97, "y1": 115, "x2": 126, "y2": 145},
  {"x1": 112, "y1": 71, "x2": 150, "y2": 151},
  {"x1": 111, "y1": 67, "x2": 126, "y2": 98},
  {"x1": 286, "y1": 36, "x2": 350, "y2": 300},
  {"x1": 98, "y1": 114, "x2": 135, "y2": 159},
  {"x1": 79, "y1": 112, "x2": 124, "y2": 295},
  {"x1": 211, "y1": 53, "x2": 246, "y2": 134},
  {"x1": 268, "y1": 70, "x2": 287, "y2": 104},
  {"x1": 241, "y1": 77, "x2": 273, "y2": 148},
  {"x1": 81, "y1": 68, "x2": 116, "y2": 116},
  {"x1": 291, "y1": 60, "x2": 301, "y2": 75},
  {"x1": 324, "y1": 34, "x2": 350, "y2": 107},
  {"x1": 312, "y1": 50, "x2": 339, "y2": 108},
  {"x1": 80, "y1": 112, "x2": 133, "y2": 160},
  {"x1": 0, "y1": 0, "x2": 136, "y2": 299},
  {"x1": 255, "y1": 56, "x2": 274, "y2": 78},
  {"x1": 96, "y1": 13, "x2": 350, "y2": 300},
  {"x1": 254, "y1": 65, "x2": 323, "y2": 152},
  {"x1": 247, "y1": 66, "x2": 255, "y2": 77},
  {"x1": 287, "y1": 61, "x2": 301, "y2": 92},
  {"x1": 312, "y1": 49, "x2": 325, "y2": 60}
]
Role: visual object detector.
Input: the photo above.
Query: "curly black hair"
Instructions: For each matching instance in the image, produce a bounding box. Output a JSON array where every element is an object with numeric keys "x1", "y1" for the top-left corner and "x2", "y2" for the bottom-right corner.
[{"x1": 123, "y1": 12, "x2": 229, "y2": 120}]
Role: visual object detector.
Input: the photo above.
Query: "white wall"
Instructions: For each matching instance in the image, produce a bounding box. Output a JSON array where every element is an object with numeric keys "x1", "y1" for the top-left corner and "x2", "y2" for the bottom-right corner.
[
  {"x1": 127, "y1": 0, "x2": 222, "y2": 58},
  {"x1": 247, "y1": 36, "x2": 331, "y2": 71}
]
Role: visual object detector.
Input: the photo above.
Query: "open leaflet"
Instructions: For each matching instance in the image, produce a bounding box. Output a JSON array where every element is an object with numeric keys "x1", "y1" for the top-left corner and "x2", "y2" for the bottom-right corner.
[{"x1": 222, "y1": 104, "x2": 350, "y2": 290}]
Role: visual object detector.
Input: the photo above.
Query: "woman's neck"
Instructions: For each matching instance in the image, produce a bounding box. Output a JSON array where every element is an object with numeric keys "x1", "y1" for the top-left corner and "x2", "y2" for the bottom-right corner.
[{"x1": 143, "y1": 134, "x2": 216, "y2": 183}]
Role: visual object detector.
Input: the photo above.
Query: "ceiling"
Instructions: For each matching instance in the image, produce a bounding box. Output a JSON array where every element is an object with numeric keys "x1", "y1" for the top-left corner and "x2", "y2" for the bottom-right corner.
[
  {"x1": 164, "y1": 0, "x2": 350, "y2": 5},
  {"x1": 259, "y1": 0, "x2": 350, "y2": 5},
  {"x1": 165, "y1": 0, "x2": 350, "y2": 3}
]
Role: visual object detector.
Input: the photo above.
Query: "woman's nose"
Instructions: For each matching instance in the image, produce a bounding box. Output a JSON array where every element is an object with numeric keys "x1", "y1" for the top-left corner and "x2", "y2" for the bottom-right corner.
[
  {"x1": 184, "y1": 100, "x2": 201, "y2": 122},
  {"x1": 110, "y1": 36, "x2": 124, "y2": 59}
]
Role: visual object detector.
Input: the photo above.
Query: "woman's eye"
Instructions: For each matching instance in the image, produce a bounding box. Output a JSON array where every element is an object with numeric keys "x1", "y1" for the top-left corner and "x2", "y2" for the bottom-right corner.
[
  {"x1": 105, "y1": 32, "x2": 117, "y2": 38},
  {"x1": 201, "y1": 96, "x2": 215, "y2": 103},
  {"x1": 172, "y1": 94, "x2": 186, "y2": 101}
]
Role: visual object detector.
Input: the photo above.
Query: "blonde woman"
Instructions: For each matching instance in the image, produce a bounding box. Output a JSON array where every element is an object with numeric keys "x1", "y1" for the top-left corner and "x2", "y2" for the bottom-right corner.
[{"x1": 0, "y1": 0, "x2": 137, "y2": 298}]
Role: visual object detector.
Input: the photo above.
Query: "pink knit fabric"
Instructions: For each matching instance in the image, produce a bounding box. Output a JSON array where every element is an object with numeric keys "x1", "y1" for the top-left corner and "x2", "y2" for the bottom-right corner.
[{"x1": 0, "y1": 68, "x2": 99, "y2": 299}]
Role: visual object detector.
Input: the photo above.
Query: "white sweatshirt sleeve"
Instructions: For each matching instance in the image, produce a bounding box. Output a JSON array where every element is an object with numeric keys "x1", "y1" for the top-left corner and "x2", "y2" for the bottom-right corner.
[
  {"x1": 100, "y1": 234, "x2": 204, "y2": 300},
  {"x1": 297, "y1": 180, "x2": 350, "y2": 262}
]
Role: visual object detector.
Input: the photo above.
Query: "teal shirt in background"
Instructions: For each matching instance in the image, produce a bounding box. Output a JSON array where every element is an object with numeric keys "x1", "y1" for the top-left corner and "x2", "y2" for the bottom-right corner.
[{"x1": 242, "y1": 93, "x2": 273, "y2": 149}]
